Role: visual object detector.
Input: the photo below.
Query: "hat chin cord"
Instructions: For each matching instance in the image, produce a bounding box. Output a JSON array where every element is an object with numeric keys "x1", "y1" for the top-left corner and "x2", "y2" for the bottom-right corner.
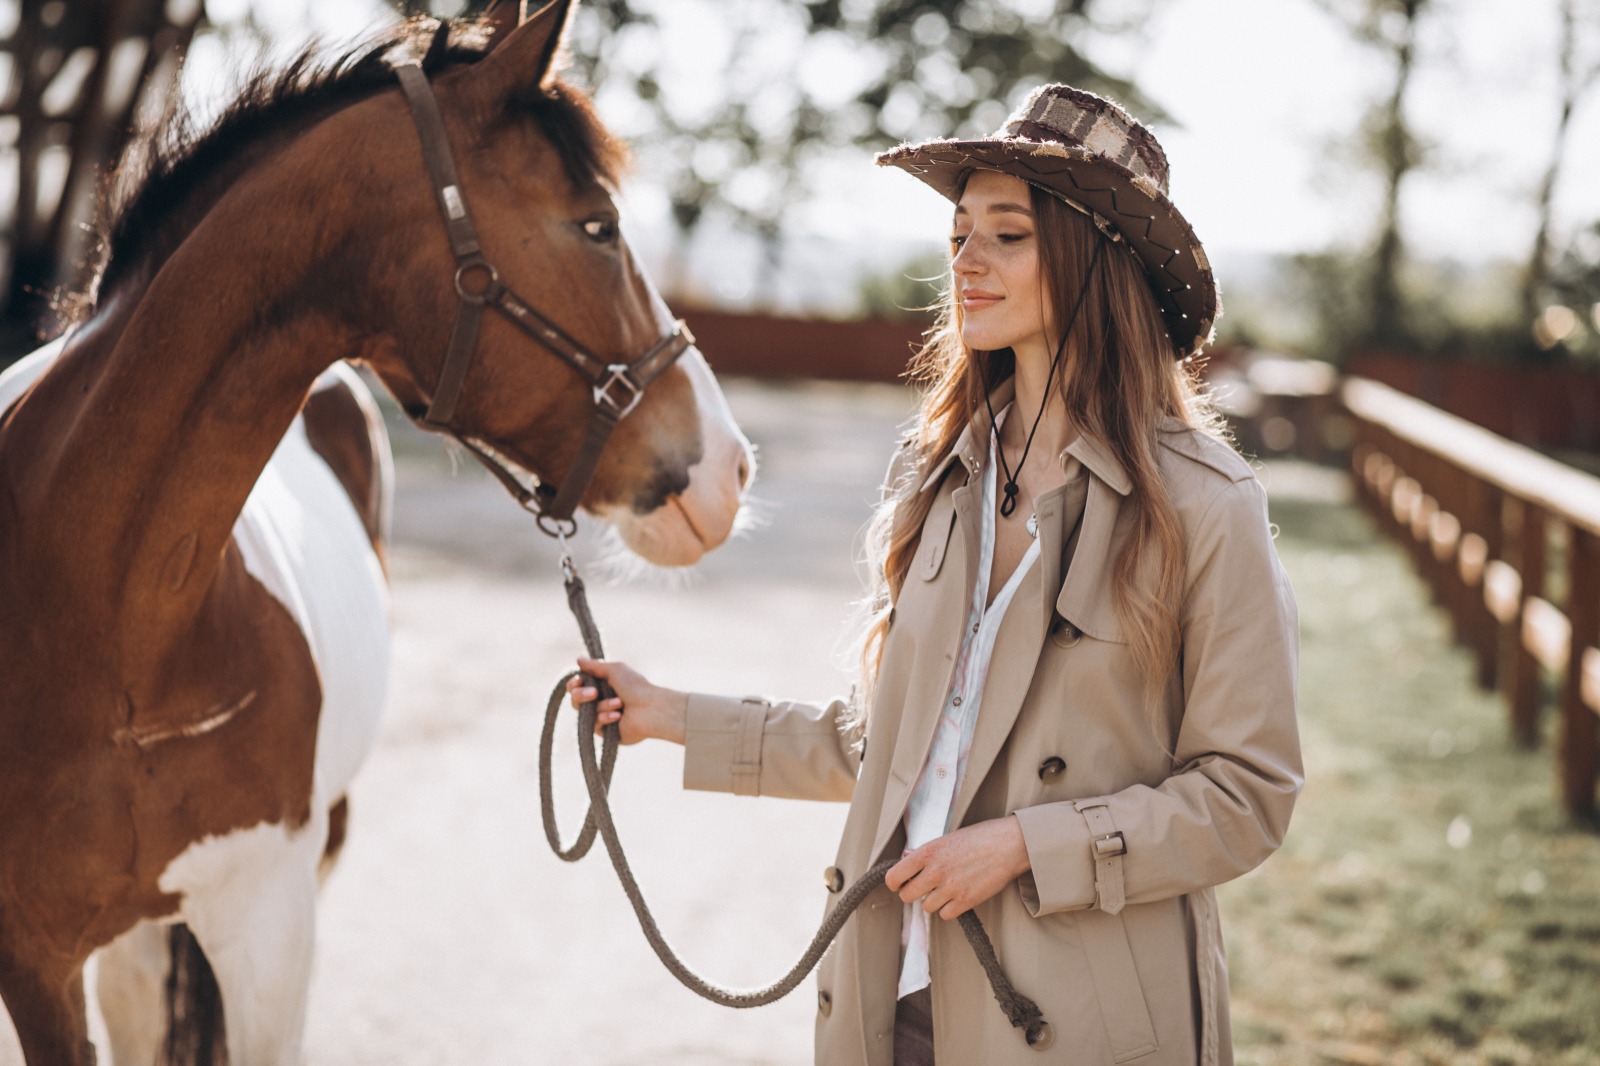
[{"x1": 984, "y1": 236, "x2": 1106, "y2": 518}]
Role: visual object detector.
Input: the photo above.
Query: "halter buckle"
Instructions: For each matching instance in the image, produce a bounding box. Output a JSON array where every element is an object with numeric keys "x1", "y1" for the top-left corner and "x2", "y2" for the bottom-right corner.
[{"x1": 593, "y1": 365, "x2": 643, "y2": 419}]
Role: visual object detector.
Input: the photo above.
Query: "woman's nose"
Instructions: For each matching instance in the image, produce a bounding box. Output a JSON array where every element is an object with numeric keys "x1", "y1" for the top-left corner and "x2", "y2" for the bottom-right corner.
[{"x1": 952, "y1": 240, "x2": 984, "y2": 276}]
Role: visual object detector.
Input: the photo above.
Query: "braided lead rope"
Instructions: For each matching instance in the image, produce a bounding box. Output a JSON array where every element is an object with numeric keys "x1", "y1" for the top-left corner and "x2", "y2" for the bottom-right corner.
[{"x1": 539, "y1": 569, "x2": 1051, "y2": 1042}]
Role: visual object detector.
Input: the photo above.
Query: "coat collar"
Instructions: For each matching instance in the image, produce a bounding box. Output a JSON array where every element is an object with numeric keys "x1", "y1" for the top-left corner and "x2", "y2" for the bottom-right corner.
[{"x1": 918, "y1": 377, "x2": 1135, "y2": 497}]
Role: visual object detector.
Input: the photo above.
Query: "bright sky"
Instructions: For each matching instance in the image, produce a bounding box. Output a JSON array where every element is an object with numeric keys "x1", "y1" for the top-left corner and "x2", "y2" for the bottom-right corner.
[{"x1": 186, "y1": 0, "x2": 1600, "y2": 270}]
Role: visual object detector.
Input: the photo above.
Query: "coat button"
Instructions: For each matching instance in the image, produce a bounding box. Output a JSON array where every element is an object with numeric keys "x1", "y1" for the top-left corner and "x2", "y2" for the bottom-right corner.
[
  {"x1": 818, "y1": 989, "x2": 832, "y2": 1016},
  {"x1": 1038, "y1": 756, "x2": 1066, "y2": 781},
  {"x1": 824, "y1": 865, "x2": 844, "y2": 893},
  {"x1": 1049, "y1": 616, "x2": 1081, "y2": 649},
  {"x1": 1027, "y1": 1022, "x2": 1055, "y2": 1050}
]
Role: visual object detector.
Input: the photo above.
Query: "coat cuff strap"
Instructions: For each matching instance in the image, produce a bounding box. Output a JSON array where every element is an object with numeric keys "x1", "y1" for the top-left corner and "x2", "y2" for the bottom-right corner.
[
  {"x1": 730, "y1": 697, "x2": 769, "y2": 796},
  {"x1": 1074, "y1": 799, "x2": 1127, "y2": 915}
]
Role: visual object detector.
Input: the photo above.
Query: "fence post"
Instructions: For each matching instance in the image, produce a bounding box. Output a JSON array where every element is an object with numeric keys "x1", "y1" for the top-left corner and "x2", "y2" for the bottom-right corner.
[
  {"x1": 1561, "y1": 527, "x2": 1599, "y2": 818},
  {"x1": 1463, "y1": 476, "x2": 1500, "y2": 690},
  {"x1": 1506, "y1": 499, "x2": 1546, "y2": 749}
]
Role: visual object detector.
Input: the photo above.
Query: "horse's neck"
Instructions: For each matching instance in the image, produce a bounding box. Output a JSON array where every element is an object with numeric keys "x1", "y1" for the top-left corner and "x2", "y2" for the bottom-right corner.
[{"x1": 1, "y1": 162, "x2": 363, "y2": 659}]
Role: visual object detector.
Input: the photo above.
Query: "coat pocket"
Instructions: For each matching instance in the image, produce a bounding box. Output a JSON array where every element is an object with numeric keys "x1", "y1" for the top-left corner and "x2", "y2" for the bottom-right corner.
[{"x1": 1075, "y1": 909, "x2": 1160, "y2": 1062}]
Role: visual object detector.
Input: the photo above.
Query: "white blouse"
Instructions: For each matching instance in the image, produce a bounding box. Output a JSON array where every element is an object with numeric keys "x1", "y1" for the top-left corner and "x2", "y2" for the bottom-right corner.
[{"x1": 898, "y1": 419, "x2": 1040, "y2": 999}]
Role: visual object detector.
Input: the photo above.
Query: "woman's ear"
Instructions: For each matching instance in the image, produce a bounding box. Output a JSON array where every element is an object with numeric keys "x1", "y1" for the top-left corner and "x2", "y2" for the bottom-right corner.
[{"x1": 459, "y1": 0, "x2": 576, "y2": 114}]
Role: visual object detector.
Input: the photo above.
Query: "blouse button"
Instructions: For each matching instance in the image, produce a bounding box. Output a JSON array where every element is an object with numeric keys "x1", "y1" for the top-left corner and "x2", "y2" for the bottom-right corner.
[{"x1": 952, "y1": 696, "x2": 963, "y2": 707}]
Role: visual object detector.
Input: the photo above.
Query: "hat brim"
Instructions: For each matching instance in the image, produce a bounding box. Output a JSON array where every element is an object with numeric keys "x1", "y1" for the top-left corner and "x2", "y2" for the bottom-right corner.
[{"x1": 876, "y1": 137, "x2": 1219, "y2": 359}]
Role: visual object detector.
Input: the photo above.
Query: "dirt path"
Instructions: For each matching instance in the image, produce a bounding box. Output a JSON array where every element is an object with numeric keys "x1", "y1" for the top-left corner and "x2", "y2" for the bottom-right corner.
[{"x1": 302, "y1": 378, "x2": 907, "y2": 1065}]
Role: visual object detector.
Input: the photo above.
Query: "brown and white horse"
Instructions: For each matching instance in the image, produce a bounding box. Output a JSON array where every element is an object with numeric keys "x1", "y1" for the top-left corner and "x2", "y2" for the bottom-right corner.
[{"x1": 0, "y1": 2, "x2": 752, "y2": 1063}]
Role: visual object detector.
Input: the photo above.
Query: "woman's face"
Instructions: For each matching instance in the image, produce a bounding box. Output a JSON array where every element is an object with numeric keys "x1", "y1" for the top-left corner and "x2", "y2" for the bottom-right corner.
[{"x1": 950, "y1": 170, "x2": 1052, "y2": 356}]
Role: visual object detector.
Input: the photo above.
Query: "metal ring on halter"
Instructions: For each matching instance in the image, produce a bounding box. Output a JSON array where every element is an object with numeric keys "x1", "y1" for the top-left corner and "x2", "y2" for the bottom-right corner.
[
  {"x1": 454, "y1": 258, "x2": 500, "y2": 303},
  {"x1": 536, "y1": 511, "x2": 579, "y2": 540}
]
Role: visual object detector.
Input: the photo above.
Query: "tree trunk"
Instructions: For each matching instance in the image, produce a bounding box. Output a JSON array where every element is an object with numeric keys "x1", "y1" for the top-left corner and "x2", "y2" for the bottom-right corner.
[{"x1": 1368, "y1": 0, "x2": 1423, "y2": 346}]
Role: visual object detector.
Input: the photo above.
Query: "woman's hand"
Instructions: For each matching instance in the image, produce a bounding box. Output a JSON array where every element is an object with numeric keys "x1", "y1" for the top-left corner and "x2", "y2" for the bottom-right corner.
[
  {"x1": 885, "y1": 816, "x2": 1032, "y2": 921},
  {"x1": 565, "y1": 656, "x2": 688, "y2": 746}
]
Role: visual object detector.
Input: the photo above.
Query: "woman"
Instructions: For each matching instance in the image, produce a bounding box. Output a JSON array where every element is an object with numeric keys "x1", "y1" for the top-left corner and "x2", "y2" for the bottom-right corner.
[{"x1": 570, "y1": 85, "x2": 1301, "y2": 1065}]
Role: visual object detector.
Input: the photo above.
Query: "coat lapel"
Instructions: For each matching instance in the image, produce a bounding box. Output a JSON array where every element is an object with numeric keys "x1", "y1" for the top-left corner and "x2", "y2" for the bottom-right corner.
[
  {"x1": 1055, "y1": 437, "x2": 1132, "y2": 643},
  {"x1": 949, "y1": 556, "x2": 1048, "y2": 827},
  {"x1": 871, "y1": 441, "x2": 982, "y2": 861},
  {"x1": 948, "y1": 461, "x2": 1090, "y2": 828}
]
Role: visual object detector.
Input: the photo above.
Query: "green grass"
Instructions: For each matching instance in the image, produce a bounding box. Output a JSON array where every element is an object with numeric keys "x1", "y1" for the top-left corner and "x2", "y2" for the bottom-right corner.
[{"x1": 1222, "y1": 465, "x2": 1600, "y2": 1066}]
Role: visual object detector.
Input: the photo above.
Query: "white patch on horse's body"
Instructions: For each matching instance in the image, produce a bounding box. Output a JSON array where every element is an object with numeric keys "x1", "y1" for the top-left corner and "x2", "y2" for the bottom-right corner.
[
  {"x1": 0, "y1": 336, "x2": 68, "y2": 412},
  {"x1": 231, "y1": 361, "x2": 391, "y2": 803},
  {"x1": 155, "y1": 817, "x2": 324, "y2": 1066}
]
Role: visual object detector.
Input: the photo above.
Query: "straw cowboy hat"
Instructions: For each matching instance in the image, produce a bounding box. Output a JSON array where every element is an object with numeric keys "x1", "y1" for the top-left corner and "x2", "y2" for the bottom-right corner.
[{"x1": 876, "y1": 84, "x2": 1219, "y2": 359}]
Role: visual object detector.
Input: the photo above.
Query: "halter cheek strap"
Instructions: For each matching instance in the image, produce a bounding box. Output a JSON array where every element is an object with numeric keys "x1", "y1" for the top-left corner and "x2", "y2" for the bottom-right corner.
[{"x1": 392, "y1": 58, "x2": 694, "y2": 528}]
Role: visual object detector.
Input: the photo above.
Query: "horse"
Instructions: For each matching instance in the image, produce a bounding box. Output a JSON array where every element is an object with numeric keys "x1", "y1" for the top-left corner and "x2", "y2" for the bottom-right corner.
[{"x1": 0, "y1": 1, "x2": 754, "y2": 1062}]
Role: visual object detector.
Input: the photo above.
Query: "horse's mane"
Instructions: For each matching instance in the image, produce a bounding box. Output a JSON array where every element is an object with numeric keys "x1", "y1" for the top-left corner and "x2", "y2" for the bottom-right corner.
[{"x1": 67, "y1": 17, "x2": 626, "y2": 322}]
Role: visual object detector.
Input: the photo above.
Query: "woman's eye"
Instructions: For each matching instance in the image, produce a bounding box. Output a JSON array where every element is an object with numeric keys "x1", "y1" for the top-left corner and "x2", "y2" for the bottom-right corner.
[
  {"x1": 998, "y1": 232, "x2": 1030, "y2": 243},
  {"x1": 582, "y1": 217, "x2": 618, "y2": 243},
  {"x1": 949, "y1": 234, "x2": 968, "y2": 248}
]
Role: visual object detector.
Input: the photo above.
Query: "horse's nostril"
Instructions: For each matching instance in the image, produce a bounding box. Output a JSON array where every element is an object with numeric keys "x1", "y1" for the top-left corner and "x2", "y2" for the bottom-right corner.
[{"x1": 736, "y1": 454, "x2": 751, "y2": 491}]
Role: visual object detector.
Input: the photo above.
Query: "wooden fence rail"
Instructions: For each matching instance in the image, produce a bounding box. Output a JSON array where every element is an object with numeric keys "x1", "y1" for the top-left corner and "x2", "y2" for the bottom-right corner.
[{"x1": 1343, "y1": 377, "x2": 1600, "y2": 818}]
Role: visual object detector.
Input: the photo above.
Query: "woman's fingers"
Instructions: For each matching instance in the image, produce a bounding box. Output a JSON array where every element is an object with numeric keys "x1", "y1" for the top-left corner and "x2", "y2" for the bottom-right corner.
[
  {"x1": 890, "y1": 856, "x2": 939, "y2": 905},
  {"x1": 884, "y1": 850, "x2": 921, "y2": 892}
]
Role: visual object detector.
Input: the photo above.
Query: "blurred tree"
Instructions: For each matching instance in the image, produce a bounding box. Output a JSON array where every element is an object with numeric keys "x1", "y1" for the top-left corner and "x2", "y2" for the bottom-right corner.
[
  {"x1": 390, "y1": 0, "x2": 1165, "y2": 301},
  {"x1": 1546, "y1": 221, "x2": 1600, "y2": 358},
  {"x1": 0, "y1": 0, "x2": 204, "y2": 357},
  {"x1": 1522, "y1": 0, "x2": 1600, "y2": 329},
  {"x1": 855, "y1": 247, "x2": 945, "y2": 320},
  {"x1": 1314, "y1": 0, "x2": 1432, "y2": 348}
]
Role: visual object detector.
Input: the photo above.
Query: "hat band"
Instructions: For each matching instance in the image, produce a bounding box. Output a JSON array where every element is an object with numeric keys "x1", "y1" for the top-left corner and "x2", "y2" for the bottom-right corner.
[{"x1": 1007, "y1": 175, "x2": 1129, "y2": 247}]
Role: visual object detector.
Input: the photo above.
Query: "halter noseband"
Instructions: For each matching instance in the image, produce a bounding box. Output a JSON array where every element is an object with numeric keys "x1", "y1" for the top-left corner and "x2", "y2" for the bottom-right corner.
[{"x1": 393, "y1": 59, "x2": 694, "y2": 533}]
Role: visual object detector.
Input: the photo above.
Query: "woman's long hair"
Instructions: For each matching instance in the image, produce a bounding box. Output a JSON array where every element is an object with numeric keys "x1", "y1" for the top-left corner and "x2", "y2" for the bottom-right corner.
[{"x1": 852, "y1": 180, "x2": 1223, "y2": 730}]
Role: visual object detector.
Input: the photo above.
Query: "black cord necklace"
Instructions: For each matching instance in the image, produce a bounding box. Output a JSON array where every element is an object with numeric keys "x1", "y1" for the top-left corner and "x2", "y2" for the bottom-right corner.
[{"x1": 983, "y1": 238, "x2": 1105, "y2": 520}]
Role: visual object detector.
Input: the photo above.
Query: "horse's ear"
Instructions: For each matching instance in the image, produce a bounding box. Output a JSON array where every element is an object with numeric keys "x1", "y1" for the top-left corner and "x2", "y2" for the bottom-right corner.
[
  {"x1": 464, "y1": 0, "x2": 575, "y2": 108},
  {"x1": 479, "y1": 0, "x2": 528, "y2": 43}
]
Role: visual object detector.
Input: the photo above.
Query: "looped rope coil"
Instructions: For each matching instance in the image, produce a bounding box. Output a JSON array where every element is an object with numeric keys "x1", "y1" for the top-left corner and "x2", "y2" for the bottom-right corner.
[{"x1": 539, "y1": 569, "x2": 1050, "y2": 1043}]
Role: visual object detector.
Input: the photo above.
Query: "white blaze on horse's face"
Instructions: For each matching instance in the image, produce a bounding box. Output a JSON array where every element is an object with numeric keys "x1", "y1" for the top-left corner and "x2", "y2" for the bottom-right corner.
[{"x1": 597, "y1": 272, "x2": 754, "y2": 567}]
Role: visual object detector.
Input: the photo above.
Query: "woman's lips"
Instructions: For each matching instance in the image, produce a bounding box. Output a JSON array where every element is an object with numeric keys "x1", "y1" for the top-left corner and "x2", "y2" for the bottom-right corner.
[{"x1": 962, "y1": 293, "x2": 1001, "y2": 310}]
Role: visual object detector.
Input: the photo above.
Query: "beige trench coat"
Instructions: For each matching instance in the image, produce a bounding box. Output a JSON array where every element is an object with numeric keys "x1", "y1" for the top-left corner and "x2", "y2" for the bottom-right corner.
[{"x1": 683, "y1": 400, "x2": 1301, "y2": 1066}]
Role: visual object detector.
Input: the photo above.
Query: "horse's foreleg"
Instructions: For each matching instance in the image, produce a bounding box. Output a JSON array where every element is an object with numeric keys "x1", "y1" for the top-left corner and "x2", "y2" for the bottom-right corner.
[
  {"x1": 174, "y1": 821, "x2": 321, "y2": 1066},
  {"x1": 0, "y1": 950, "x2": 96, "y2": 1065},
  {"x1": 95, "y1": 921, "x2": 171, "y2": 1066}
]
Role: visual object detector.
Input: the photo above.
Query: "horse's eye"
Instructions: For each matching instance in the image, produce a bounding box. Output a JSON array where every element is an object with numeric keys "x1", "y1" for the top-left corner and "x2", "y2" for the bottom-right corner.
[{"x1": 582, "y1": 217, "x2": 618, "y2": 244}]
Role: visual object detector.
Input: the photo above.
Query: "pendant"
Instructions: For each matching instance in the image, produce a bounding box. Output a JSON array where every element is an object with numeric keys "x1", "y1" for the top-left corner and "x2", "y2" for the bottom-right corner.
[
  {"x1": 1026, "y1": 513, "x2": 1038, "y2": 538},
  {"x1": 1000, "y1": 481, "x2": 1020, "y2": 518}
]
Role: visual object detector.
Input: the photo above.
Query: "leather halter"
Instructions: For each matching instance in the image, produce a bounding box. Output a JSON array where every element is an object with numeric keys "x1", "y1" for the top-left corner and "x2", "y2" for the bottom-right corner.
[{"x1": 393, "y1": 59, "x2": 694, "y2": 532}]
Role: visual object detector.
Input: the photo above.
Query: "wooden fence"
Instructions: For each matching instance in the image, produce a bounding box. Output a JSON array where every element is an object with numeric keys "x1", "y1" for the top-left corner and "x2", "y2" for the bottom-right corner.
[{"x1": 1344, "y1": 377, "x2": 1600, "y2": 818}]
